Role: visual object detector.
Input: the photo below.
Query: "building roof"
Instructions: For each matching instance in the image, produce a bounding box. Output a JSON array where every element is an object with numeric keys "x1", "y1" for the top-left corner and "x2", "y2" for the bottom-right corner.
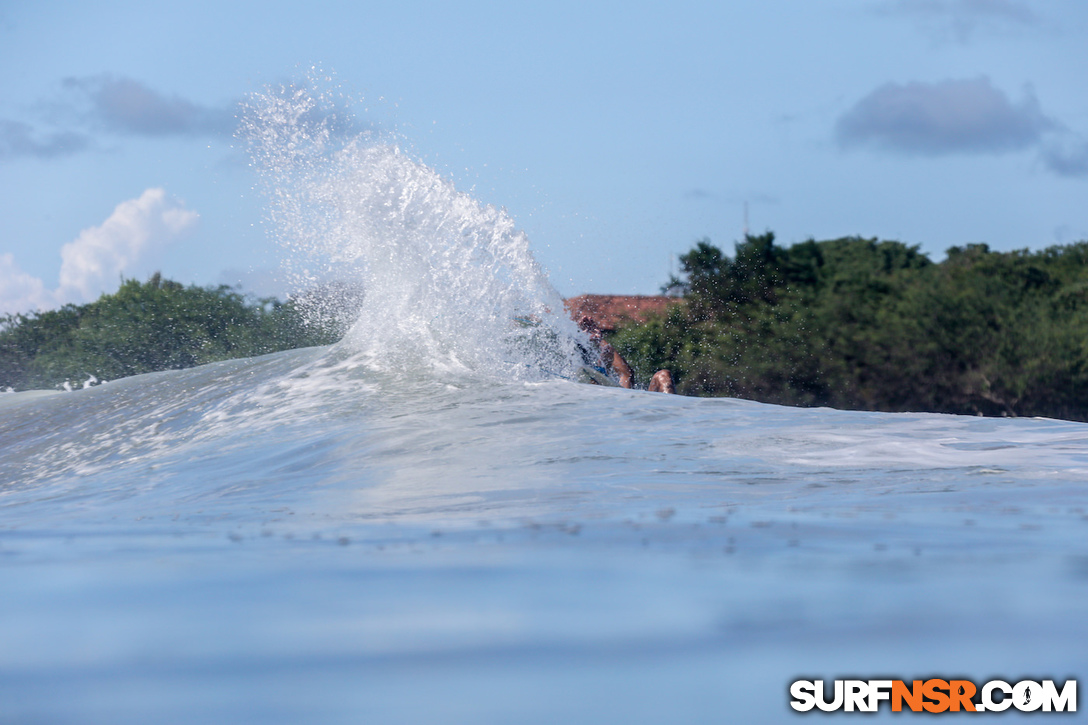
[{"x1": 563, "y1": 294, "x2": 680, "y2": 332}]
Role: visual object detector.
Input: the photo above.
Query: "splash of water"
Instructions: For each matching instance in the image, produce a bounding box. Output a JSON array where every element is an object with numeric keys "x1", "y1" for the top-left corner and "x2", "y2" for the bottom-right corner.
[{"x1": 238, "y1": 79, "x2": 585, "y2": 381}]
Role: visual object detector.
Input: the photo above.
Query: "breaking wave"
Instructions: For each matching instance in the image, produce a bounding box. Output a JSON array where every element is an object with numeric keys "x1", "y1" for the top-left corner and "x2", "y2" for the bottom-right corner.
[{"x1": 238, "y1": 79, "x2": 585, "y2": 382}]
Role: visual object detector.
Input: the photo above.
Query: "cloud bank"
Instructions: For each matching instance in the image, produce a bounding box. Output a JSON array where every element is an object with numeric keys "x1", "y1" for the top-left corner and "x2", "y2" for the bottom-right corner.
[
  {"x1": 2, "y1": 74, "x2": 372, "y2": 163},
  {"x1": 61, "y1": 74, "x2": 236, "y2": 137},
  {"x1": 0, "y1": 75, "x2": 236, "y2": 162},
  {"x1": 835, "y1": 76, "x2": 1087, "y2": 178},
  {"x1": 836, "y1": 77, "x2": 1052, "y2": 155},
  {"x1": 1041, "y1": 135, "x2": 1088, "y2": 178},
  {"x1": 0, "y1": 188, "x2": 198, "y2": 315},
  {"x1": 0, "y1": 120, "x2": 91, "y2": 161},
  {"x1": 875, "y1": 0, "x2": 1039, "y2": 43}
]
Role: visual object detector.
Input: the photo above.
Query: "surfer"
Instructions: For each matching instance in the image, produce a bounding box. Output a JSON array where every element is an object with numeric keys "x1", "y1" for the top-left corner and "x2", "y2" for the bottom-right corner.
[{"x1": 577, "y1": 316, "x2": 675, "y2": 393}]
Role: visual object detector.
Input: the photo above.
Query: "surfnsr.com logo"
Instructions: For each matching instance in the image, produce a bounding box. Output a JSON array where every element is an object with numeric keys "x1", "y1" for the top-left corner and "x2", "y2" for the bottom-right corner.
[{"x1": 790, "y1": 679, "x2": 1077, "y2": 713}]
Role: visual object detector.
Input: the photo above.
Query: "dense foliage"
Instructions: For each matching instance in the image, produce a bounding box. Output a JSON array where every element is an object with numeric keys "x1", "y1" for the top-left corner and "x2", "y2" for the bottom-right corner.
[
  {"x1": 0, "y1": 274, "x2": 343, "y2": 391},
  {"x1": 613, "y1": 233, "x2": 1088, "y2": 421},
  {"x1": 8, "y1": 239, "x2": 1088, "y2": 421}
]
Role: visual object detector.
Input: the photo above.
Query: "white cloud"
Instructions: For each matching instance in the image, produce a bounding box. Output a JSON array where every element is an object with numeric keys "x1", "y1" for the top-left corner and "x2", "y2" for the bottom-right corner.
[
  {"x1": 58, "y1": 188, "x2": 198, "y2": 302},
  {"x1": 0, "y1": 253, "x2": 58, "y2": 315},
  {"x1": 0, "y1": 188, "x2": 198, "y2": 315}
]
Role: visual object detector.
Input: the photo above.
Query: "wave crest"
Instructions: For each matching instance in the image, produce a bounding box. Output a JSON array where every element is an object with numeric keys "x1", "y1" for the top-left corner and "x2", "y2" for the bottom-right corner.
[{"x1": 239, "y1": 79, "x2": 584, "y2": 381}]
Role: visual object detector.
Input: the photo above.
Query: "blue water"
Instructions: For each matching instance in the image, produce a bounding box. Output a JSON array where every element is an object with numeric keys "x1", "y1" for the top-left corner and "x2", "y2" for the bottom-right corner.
[
  {"x1": 2, "y1": 350, "x2": 1086, "y2": 723},
  {"x1": 2, "y1": 82, "x2": 1085, "y2": 722}
]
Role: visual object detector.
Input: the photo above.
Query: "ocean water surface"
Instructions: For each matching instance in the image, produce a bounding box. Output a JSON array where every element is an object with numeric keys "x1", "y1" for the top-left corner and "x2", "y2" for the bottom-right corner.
[{"x1": 1, "y1": 82, "x2": 1085, "y2": 723}]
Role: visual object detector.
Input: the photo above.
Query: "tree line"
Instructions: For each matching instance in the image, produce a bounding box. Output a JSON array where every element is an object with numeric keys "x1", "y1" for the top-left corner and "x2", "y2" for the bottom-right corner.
[
  {"x1": 0, "y1": 274, "x2": 350, "y2": 392},
  {"x1": 612, "y1": 233, "x2": 1088, "y2": 421},
  {"x1": 6, "y1": 236, "x2": 1088, "y2": 422}
]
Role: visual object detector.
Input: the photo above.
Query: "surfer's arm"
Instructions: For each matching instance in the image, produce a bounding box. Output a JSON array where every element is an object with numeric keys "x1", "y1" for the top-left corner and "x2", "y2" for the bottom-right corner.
[
  {"x1": 600, "y1": 341, "x2": 634, "y2": 389},
  {"x1": 577, "y1": 315, "x2": 634, "y2": 388}
]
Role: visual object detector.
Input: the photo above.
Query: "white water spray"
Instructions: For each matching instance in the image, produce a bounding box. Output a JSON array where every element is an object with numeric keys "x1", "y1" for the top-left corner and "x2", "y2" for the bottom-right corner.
[{"x1": 239, "y1": 79, "x2": 585, "y2": 381}]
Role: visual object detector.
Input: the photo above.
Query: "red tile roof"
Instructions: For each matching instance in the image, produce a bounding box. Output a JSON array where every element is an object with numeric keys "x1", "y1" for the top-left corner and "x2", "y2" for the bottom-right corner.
[{"x1": 564, "y1": 294, "x2": 680, "y2": 332}]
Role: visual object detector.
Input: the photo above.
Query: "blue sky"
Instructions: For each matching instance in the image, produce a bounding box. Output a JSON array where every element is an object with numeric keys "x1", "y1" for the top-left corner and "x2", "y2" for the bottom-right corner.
[{"x1": 2, "y1": 0, "x2": 1087, "y2": 312}]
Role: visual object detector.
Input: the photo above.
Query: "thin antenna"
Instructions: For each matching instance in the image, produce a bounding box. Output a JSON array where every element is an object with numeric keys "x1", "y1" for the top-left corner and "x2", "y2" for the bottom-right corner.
[{"x1": 743, "y1": 200, "x2": 749, "y2": 239}]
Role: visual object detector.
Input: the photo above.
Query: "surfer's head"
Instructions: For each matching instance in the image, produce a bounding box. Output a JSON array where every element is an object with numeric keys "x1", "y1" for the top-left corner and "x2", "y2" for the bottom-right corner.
[{"x1": 577, "y1": 316, "x2": 603, "y2": 340}]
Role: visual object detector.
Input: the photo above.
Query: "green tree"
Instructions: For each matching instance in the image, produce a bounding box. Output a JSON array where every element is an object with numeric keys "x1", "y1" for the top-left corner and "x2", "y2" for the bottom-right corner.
[
  {"x1": 613, "y1": 233, "x2": 1088, "y2": 421},
  {"x1": 0, "y1": 274, "x2": 346, "y2": 391}
]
